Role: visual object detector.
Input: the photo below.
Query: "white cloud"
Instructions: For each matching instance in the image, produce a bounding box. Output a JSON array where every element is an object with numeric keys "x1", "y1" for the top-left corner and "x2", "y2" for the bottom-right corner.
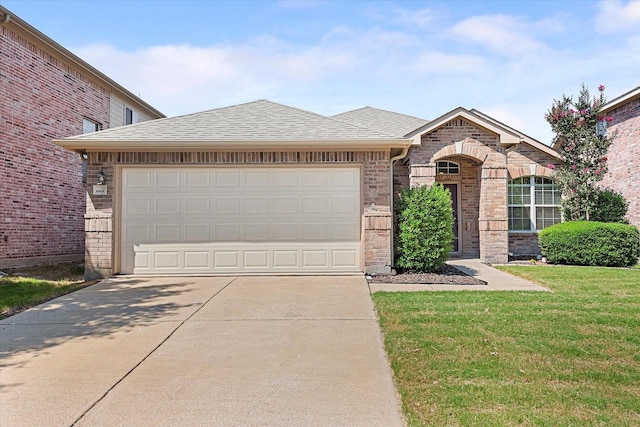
[
  {"x1": 449, "y1": 14, "x2": 553, "y2": 59},
  {"x1": 595, "y1": 0, "x2": 640, "y2": 33}
]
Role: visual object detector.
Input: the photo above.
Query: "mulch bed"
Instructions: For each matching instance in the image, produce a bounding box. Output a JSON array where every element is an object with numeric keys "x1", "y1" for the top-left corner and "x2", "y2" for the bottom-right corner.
[{"x1": 366, "y1": 264, "x2": 487, "y2": 286}]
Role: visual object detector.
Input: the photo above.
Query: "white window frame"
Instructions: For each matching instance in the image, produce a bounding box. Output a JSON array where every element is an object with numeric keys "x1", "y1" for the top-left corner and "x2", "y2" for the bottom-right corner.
[
  {"x1": 436, "y1": 161, "x2": 460, "y2": 175},
  {"x1": 82, "y1": 117, "x2": 100, "y2": 134},
  {"x1": 508, "y1": 176, "x2": 561, "y2": 233},
  {"x1": 125, "y1": 107, "x2": 139, "y2": 125}
]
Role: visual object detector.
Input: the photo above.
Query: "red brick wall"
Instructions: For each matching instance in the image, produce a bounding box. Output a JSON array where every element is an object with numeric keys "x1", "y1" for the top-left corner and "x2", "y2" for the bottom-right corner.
[
  {"x1": 600, "y1": 97, "x2": 640, "y2": 228},
  {"x1": 0, "y1": 24, "x2": 110, "y2": 265}
]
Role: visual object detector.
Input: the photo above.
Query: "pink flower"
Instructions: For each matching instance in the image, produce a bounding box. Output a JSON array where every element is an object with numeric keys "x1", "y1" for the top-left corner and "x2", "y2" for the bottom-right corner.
[
  {"x1": 595, "y1": 169, "x2": 600, "y2": 175},
  {"x1": 598, "y1": 84, "x2": 605, "y2": 91},
  {"x1": 605, "y1": 116, "x2": 613, "y2": 122},
  {"x1": 547, "y1": 164, "x2": 556, "y2": 169},
  {"x1": 571, "y1": 164, "x2": 577, "y2": 170}
]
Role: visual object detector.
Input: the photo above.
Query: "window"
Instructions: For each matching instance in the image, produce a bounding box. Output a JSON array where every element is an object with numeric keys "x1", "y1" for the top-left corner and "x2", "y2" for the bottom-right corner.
[
  {"x1": 83, "y1": 118, "x2": 100, "y2": 134},
  {"x1": 508, "y1": 177, "x2": 561, "y2": 232},
  {"x1": 436, "y1": 161, "x2": 460, "y2": 175},
  {"x1": 82, "y1": 118, "x2": 99, "y2": 184},
  {"x1": 125, "y1": 107, "x2": 139, "y2": 125}
]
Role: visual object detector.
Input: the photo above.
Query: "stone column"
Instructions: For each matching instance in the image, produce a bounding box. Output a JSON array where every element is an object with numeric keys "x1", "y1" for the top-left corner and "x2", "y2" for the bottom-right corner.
[{"x1": 478, "y1": 166, "x2": 509, "y2": 264}]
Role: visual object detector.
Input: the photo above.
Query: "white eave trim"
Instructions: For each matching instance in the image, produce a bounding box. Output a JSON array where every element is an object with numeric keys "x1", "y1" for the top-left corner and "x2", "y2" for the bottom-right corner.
[
  {"x1": 409, "y1": 109, "x2": 523, "y2": 146},
  {"x1": 54, "y1": 138, "x2": 413, "y2": 153},
  {"x1": 601, "y1": 86, "x2": 640, "y2": 112}
]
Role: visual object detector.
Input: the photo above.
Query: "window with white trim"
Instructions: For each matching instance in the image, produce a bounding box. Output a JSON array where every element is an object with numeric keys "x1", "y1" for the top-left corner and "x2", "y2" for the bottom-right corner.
[
  {"x1": 81, "y1": 118, "x2": 100, "y2": 184},
  {"x1": 508, "y1": 176, "x2": 561, "y2": 232},
  {"x1": 436, "y1": 161, "x2": 460, "y2": 175},
  {"x1": 125, "y1": 107, "x2": 139, "y2": 125}
]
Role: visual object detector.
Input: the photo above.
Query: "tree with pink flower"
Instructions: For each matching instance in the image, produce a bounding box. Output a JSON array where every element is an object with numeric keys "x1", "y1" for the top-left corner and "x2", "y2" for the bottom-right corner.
[{"x1": 545, "y1": 84, "x2": 620, "y2": 221}]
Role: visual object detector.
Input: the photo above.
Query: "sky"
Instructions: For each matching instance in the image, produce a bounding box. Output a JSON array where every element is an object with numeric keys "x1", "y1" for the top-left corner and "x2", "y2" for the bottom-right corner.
[{"x1": 3, "y1": 0, "x2": 639, "y2": 145}]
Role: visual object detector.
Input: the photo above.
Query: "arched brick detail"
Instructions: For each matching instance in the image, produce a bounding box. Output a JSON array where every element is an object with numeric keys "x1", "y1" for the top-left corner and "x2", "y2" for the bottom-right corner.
[
  {"x1": 431, "y1": 138, "x2": 492, "y2": 164},
  {"x1": 508, "y1": 164, "x2": 555, "y2": 179}
]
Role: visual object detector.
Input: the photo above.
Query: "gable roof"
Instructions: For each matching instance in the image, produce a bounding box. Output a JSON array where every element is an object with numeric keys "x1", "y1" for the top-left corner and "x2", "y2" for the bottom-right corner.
[
  {"x1": 407, "y1": 107, "x2": 560, "y2": 159},
  {"x1": 602, "y1": 85, "x2": 640, "y2": 112},
  {"x1": 331, "y1": 107, "x2": 429, "y2": 138},
  {"x1": 55, "y1": 100, "x2": 411, "y2": 152},
  {"x1": 0, "y1": 5, "x2": 164, "y2": 119}
]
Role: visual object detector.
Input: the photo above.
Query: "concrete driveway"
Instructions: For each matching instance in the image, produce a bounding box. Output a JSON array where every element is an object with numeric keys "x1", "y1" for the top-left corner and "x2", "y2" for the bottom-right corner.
[{"x1": 0, "y1": 275, "x2": 404, "y2": 426}]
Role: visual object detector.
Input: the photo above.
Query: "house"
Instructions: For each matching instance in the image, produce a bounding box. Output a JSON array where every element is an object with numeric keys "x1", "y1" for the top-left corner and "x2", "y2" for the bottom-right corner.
[
  {"x1": 0, "y1": 6, "x2": 164, "y2": 269},
  {"x1": 55, "y1": 99, "x2": 562, "y2": 279},
  {"x1": 599, "y1": 86, "x2": 640, "y2": 228}
]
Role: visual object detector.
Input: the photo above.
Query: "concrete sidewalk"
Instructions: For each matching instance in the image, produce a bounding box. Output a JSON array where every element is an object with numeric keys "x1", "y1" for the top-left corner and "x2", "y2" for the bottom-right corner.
[
  {"x1": 0, "y1": 276, "x2": 404, "y2": 426},
  {"x1": 368, "y1": 258, "x2": 550, "y2": 292}
]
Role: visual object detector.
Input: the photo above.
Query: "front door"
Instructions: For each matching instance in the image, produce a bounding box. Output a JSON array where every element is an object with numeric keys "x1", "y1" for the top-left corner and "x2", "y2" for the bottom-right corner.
[{"x1": 443, "y1": 183, "x2": 460, "y2": 253}]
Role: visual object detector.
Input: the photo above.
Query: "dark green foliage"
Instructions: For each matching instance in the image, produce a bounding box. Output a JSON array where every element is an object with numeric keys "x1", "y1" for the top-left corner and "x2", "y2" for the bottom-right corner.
[
  {"x1": 395, "y1": 184, "x2": 454, "y2": 272},
  {"x1": 591, "y1": 188, "x2": 629, "y2": 223},
  {"x1": 539, "y1": 221, "x2": 640, "y2": 267}
]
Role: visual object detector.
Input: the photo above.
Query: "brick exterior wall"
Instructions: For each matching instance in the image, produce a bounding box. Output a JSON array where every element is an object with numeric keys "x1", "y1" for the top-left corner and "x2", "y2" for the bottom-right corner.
[
  {"x1": 0, "y1": 24, "x2": 111, "y2": 267},
  {"x1": 397, "y1": 117, "x2": 559, "y2": 263},
  {"x1": 600, "y1": 96, "x2": 640, "y2": 228},
  {"x1": 84, "y1": 150, "x2": 392, "y2": 279}
]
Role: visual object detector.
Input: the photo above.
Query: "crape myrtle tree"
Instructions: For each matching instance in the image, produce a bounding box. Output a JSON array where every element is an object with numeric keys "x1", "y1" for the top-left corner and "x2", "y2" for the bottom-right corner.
[{"x1": 545, "y1": 84, "x2": 616, "y2": 221}]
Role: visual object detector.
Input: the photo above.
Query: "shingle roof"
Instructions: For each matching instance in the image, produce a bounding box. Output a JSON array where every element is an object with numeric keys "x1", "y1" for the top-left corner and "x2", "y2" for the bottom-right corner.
[
  {"x1": 332, "y1": 107, "x2": 429, "y2": 137},
  {"x1": 64, "y1": 100, "x2": 398, "y2": 142}
]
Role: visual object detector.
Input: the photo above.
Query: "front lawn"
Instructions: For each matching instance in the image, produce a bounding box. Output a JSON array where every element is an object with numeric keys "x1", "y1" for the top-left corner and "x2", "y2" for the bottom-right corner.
[
  {"x1": 0, "y1": 263, "x2": 88, "y2": 318},
  {"x1": 373, "y1": 266, "x2": 640, "y2": 426}
]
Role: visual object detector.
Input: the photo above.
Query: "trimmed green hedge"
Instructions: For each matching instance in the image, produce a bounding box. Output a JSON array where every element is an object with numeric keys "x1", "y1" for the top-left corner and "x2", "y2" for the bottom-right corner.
[
  {"x1": 539, "y1": 221, "x2": 640, "y2": 267},
  {"x1": 395, "y1": 184, "x2": 454, "y2": 272}
]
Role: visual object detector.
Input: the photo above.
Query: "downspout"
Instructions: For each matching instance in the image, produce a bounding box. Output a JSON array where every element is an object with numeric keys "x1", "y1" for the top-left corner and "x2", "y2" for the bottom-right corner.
[{"x1": 389, "y1": 144, "x2": 411, "y2": 269}]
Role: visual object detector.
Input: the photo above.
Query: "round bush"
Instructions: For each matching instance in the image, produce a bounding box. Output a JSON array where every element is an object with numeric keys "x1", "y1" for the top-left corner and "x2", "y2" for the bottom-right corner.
[
  {"x1": 539, "y1": 221, "x2": 640, "y2": 267},
  {"x1": 395, "y1": 184, "x2": 454, "y2": 272},
  {"x1": 591, "y1": 188, "x2": 629, "y2": 223}
]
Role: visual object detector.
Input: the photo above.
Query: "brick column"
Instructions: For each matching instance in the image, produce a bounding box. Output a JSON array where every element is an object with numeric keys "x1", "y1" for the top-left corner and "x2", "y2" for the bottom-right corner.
[
  {"x1": 479, "y1": 166, "x2": 509, "y2": 264},
  {"x1": 363, "y1": 209, "x2": 392, "y2": 275},
  {"x1": 84, "y1": 213, "x2": 112, "y2": 280},
  {"x1": 409, "y1": 163, "x2": 436, "y2": 187}
]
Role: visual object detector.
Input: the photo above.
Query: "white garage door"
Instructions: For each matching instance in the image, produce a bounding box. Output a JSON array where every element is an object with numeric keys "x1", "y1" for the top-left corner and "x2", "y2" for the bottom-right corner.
[{"x1": 120, "y1": 167, "x2": 361, "y2": 274}]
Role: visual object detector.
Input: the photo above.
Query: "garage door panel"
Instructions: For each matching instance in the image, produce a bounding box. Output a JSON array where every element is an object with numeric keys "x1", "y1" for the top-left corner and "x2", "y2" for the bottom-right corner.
[
  {"x1": 121, "y1": 167, "x2": 361, "y2": 274},
  {"x1": 184, "y1": 251, "x2": 209, "y2": 269},
  {"x1": 214, "y1": 170, "x2": 240, "y2": 187},
  {"x1": 185, "y1": 170, "x2": 210, "y2": 187},
  {"x1": 185, "y1": 197, "x2": 210, "y2": 214},
  {"x1": 185, "y1": 224, "x2": 210, "y2": 241},
  {"x1": 245, "y1": 170, "x2": 270, "y2": 187},
  {"x1": 124, "y1": 197, "x2": 150, "y2": 215},
  {"x1": 155, "y1": 198, "x2": 180, "y2": 215},
  {"x1": 215, "y1": 224, "x2": 239, "y2": 240},
  {"x1": 154, "y1": 224, "x2": 180, "y2": 242},
  {"x1": 273, "y1": 170, "x2": 299, "y2": 187},
  {"x1": 156, "y1": 170, "x2": 181, "y2": 188}
]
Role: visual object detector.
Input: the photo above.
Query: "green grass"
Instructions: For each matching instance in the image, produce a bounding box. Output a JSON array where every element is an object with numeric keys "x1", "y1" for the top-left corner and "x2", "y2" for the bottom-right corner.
[
  {"x1": 373, "y1": 266, "x2": 640, "y2": 426},
  {"x1": 0, "y1": 263, "x2": 88, "y2": 318}
]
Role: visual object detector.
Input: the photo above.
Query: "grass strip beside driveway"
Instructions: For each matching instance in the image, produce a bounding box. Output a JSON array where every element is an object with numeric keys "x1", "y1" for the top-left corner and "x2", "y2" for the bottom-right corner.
[
  {"x1": 373, "y1": 266, "x2": 640, "y2": 426},
  {"x1": 0, "y1": 263, "x2": 89, "y2": 318}
]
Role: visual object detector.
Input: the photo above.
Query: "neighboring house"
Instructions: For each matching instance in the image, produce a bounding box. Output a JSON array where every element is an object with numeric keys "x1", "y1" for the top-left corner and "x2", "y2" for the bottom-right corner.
[
  {"x1": 599, "y1": 86, "x2": 640, "y2": 228},
  {"x1": 0, "y1": 6, "x2": 164, "y2": 269},
  {"x1": 55, "y1": 100, "x2": 562, "y2": 279}
]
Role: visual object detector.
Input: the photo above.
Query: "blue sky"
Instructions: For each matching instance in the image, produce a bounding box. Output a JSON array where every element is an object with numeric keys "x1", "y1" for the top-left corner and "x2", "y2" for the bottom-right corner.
[{"x1": 3, "y1": 0, "x2": 639, "y2": 144}]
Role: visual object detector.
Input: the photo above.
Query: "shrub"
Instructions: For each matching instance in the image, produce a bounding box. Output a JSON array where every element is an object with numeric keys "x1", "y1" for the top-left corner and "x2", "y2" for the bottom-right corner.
[
  {"x1": 539, "y1": 221, "x2": 640, "y2": 267},
  {"x1": 395, "y1": 184, "x2": 454, "y2": 272},
  {"x1": 590, "y1": 188, "x2": 629, "y2": 223}
]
